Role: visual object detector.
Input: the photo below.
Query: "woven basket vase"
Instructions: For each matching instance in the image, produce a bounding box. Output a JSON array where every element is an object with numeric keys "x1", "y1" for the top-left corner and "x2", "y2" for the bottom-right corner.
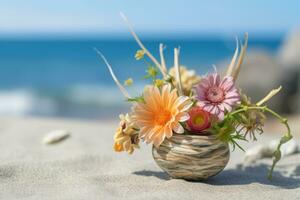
[{"x1": 152, "y1": 133, "x2": 230, "y2": 181}]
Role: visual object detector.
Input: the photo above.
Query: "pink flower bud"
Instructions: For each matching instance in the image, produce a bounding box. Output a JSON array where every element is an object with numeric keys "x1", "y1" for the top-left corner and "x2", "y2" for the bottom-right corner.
[{"x1": 186, "y1": 106, "x2": 211, "y2": 133}]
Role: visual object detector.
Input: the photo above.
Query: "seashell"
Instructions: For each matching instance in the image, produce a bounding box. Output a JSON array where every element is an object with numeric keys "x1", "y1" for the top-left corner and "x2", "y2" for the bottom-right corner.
[
  {"x1": 43, "y1": 130, "x2": 71, "y2": 145},
  {"x1": 268, "y1": 138, "x2": 299, "y2": 157},
  {"x1": 244, "y1": 139, "x2": 299, "y2": 165},
  {"x1": 152, "y1": 133, "x2": 230, "y2": 181}
]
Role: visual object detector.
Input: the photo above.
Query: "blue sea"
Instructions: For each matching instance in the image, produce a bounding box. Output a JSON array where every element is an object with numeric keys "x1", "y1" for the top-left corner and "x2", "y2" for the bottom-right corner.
[{"x1": 0, "y1": 37, "x2": 282, "y2": 119}]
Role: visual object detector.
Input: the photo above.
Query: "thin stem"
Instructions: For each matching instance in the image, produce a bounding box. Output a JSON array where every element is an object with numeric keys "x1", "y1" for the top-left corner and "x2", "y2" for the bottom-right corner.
[
  {"x1": 174, "y1": 48, "x2": 183, "y2": 95},
  {"x1": 120, "y1": 13, "x2": 167, "y2": 78},
  {"x1": 264, "y1": 108, "x2": 292, "y2": 180},
  {"x1": 225, "y1": 105, "x2": 292, "y2": 179},
  {"x1": 159, "y1": 43, "x2": 167, "y2": 74},
  {"x1": 95, "y1": 48, "x2": 131, "y2": 98},
  {"x1": 226, "y1": 37, "x2": 239, "y2": 76},
  {"x1": 256, "y1": 86, "x2": 282, "y2": 106},
  {"x1": 143, "y1": 59, "x2": 152, "y2": 68},
  {"x1": 232, "y1": 33, "x2": 248, "y2": 81}
]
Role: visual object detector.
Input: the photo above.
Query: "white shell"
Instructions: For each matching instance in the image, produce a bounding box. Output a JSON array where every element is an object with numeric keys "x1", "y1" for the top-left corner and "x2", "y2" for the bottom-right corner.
[
  {"x1": 244, "y1": 139, "x2": 299, "y2": 165},
  {"x1": 269, "y1": 138, "x2": 299, "y2": 157},
  {"x1": 43, "y1": 130, "x2": 71, "y2": 145}
]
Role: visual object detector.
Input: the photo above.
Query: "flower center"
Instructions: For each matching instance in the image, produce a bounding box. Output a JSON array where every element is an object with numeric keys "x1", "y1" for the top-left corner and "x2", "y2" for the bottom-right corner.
[
  {"x1": 207, "y1": 86, "x2": 224, "y2": 103},
  {"x1": 193, "y1": 115, "x2": 205, "y2": 126},
  {"x1": 114, "y1": 143, "x2": 123, "y2": 152},
  {"x1": 155, "y1": 110, "x2": 171, "y2": 125}
]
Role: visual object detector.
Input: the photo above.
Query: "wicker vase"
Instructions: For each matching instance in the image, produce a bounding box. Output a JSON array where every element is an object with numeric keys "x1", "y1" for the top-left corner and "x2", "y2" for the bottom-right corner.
[{"x1": 152, "y1": 133, "x2": 230, "y2": 181}]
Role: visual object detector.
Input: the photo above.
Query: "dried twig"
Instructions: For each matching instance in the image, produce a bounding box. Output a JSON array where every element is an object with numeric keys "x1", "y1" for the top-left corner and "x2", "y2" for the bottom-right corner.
[
  {"x1": 120, "y1": 12, "x2": 167, "y2": 77},
  {"x1": 159, "y1": 43, "x2": 167, "y2": 74},
  {"x1": 95, "y1": 48, "x2": 131, "y2": 98},
  {"x1": 232, "y1": 33, "x2": 248, "y2": 80},
  {"x1": 174, "y1": 48, "x2": 183, "y2": 95},
  {"x1": 226, "y1": 37, "x2": 239, "y2": 76},
  {"x1": 256, "y1": 86, "x2": 282, "y2": 106}
]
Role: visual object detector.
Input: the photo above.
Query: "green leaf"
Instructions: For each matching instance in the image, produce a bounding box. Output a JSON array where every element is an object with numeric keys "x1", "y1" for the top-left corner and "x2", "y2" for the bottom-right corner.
[{"x1": 127, "y1": 96, "x2": 145, "y2": 103}]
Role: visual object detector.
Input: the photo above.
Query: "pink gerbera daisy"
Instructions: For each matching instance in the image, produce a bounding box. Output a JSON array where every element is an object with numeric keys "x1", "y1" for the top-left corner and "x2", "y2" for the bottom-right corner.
[{"x1": 195, "y1": 73, "x2": 240, "y2": 120}]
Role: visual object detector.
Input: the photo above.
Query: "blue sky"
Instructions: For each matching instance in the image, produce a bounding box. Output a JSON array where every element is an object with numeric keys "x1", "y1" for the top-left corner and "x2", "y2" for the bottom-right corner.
[{"x1": 0, "y1": 0, "x2": 299, "y2": 37}]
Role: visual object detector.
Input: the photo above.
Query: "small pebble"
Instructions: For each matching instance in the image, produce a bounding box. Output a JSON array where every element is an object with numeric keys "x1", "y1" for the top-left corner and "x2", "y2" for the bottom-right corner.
[{"x1": 43, "y1": 130, "x2": 71, "y2": 145}]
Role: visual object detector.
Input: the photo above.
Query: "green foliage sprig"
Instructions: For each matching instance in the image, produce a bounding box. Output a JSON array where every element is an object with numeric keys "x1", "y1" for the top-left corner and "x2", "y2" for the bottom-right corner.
[
  {"x1": 220, "y1": 105, "x2": 292, "y2": 180},
  {"x1": 127, "y1": 95, "x2": 145, "y2": 103},
  {"x1": 210, "y1": 116, "x2": 247, "y2": 151}
]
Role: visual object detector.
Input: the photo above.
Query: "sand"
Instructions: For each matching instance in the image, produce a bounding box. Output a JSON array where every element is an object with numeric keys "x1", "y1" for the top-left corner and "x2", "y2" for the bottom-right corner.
[{"x1": 0, "y1": 116, "x2": 299, "y2": 200}]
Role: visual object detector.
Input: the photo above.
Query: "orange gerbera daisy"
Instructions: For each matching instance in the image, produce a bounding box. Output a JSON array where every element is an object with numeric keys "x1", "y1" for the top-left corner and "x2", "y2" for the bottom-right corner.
[{"x1": 132, "y1": 84, "x2": 192, "y2": 147}]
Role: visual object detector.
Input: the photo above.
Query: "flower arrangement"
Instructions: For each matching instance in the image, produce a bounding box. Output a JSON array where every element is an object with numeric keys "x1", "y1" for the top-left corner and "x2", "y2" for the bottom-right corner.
[{"x1": 96, "y1": 14, "x2": 292, "y2": 180}]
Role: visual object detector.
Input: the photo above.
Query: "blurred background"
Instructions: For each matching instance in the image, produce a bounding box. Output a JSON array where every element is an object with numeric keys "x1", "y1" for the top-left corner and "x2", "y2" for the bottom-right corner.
[{"x1": 0, "y1": 0, "x2": 299, "y2": 119}]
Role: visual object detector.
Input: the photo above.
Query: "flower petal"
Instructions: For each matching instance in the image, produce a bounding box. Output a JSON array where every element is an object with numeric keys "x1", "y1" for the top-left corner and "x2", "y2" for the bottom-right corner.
[
  {"x1": 172, "y1": 122, "x2": 184, "y2": 134},
  {"x1": 199, "y1": 78, "x2": 210, "y2": 89},
  {"x1": 222, "y1": 103, "x2": 233, "y2": 112},
  {"x1": 174, "y1": 96, "x2": 189, "y2": 108},
  {"x1": 177, "y1": 112, "x2": 190, "y2": 122},
  {"x1": 220, "y1": 76, "x2": 234, "y2": 91},
  {"x1": 217, "y1": 111, "x2": 225, "y2": 120},
  {"x1": 214, "y1": 73, "x2": 221, "y2": 86},
  {"x1": 208, "y1": 74, "x2": 215, "y2": 86},
  {"x1": 164, "y1": 125, "x2": 173, "y2": 138},
  {"x1": 152, "y1": 132, "x2": 166, "y2": 147}
]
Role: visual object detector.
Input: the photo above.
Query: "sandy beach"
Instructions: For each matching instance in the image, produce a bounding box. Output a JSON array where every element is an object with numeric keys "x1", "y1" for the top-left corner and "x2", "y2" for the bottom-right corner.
[
  {"x1": 0, "y1": 1, "x2": 299, "y2": 199},
  {"x1": 0, "y1": 116, "x2": 299, "y2": 199}
]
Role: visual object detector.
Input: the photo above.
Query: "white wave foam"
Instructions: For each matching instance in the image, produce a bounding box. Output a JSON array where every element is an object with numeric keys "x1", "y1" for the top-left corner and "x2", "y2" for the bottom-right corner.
[
  {"x1": 0, "y1": 84, "x2": 145, "y2": 118},
  {"x1": 68, "y1": 85, "x2": 126, "y2": 106},
  {"x1": 0, "y1": 90, "x2": 57, "y2": 116},
  {"x1": 67, "y1": 84, "x2": 145, "y2": 105}
]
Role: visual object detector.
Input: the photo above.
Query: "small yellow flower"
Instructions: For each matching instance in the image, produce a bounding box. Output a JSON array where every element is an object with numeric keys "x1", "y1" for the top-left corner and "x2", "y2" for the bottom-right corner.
[
  {"x1": 113, "y1": 131, "x2": 124, "y2": 152},
  {"x1": 154, "y1": 79, "x2": 164, "y2": 87},
  {"x1": 145, "y1": 66, "x2": 158, "y2": 79},
  {"x1": 135, "y1": 50, "x2": 145, "y2": 60},
  {"x1": 124, "y1": 78, "x2": 133, "y2": 86},
  {"x1": 113, "y1": 114, "x2": 140, "y2": 154}
]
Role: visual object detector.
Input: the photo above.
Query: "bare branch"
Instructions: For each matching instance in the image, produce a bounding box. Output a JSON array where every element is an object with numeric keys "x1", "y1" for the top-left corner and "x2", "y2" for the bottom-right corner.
[
  {"x1": 226, "y1": 37, "x2": 239, "y2": 76},
  {"x1": 256, "y1": 86, "x2": 282, "y2": 106},
  {"x1": 159, "y1": 43, "x2": 167, "y2": 74},
  {"x1": 174, "y1": 48, "x2": 183, "y2": 95},
  {"x1": 120, "y1": 12, "x2": 167, "y2": 77},
  {"x1": 232, "y1": 33, "x2": 248, "y2": 80},
  {"x1": 95, "y1": 48, "x2": 131, "y2": 98}
]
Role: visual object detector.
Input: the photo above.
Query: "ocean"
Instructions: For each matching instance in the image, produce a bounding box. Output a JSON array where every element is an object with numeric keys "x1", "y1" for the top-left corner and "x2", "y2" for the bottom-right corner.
[{"x1": 0, "y1": 37, "x2": 282, "y2": 119}]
